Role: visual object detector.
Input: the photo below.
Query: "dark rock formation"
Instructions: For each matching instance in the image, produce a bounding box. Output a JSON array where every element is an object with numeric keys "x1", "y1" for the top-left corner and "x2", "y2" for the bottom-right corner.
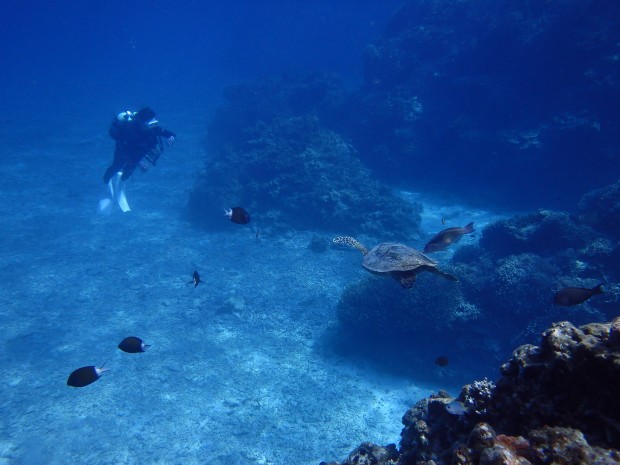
[
  {"x1": 188, "y1": 76, "x2": 421, "y2": 239},
  {"x1": 323, "y1": 319, "x2": 620, "y2": 465},
  {"x1": 488, "y1": 321, "x2": 620, "y2": 446}
]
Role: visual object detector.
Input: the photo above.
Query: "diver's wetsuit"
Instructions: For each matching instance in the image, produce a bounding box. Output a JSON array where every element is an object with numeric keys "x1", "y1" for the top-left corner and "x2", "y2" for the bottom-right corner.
[{"x1": 103, "y1": 117, "x2": 176, "y2": 184}]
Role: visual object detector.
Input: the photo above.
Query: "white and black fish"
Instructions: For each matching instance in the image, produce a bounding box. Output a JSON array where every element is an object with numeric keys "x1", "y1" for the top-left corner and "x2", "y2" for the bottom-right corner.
[
  {"x1": 445, "y1": 400, "x2": 469, "y2": 416},
  {"x1": 118, "y1": 336, "x2": 148, "y2": 353},
  {"x1": 225, "y1": 207, "x2": 250, "y2": 225},
  {"x1": 67, "y1": 364, "x2": 108, "y2": 388}
]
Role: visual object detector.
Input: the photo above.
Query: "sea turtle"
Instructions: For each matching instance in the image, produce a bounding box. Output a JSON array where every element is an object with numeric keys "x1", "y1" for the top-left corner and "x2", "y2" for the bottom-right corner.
[{"x1": 333, "y1": 236, "x2": 458, "y2": 288}]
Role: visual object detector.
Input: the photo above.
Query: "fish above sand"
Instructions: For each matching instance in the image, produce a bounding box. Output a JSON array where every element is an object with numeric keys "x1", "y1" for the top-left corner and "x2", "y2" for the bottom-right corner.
[{"x1": 424, "y1": 222, "x2": 475, "y2": 253}]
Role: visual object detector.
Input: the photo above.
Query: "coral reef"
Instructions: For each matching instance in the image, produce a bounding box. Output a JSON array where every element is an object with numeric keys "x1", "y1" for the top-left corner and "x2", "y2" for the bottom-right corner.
[
  {"x1": 188, "y1": 76, "x2": 421, "y2": 238},
  {"x1": 334, "y1": 197, "x2": 616, "y2": 379},
  {"x1": 341, "y1": 0, "x2": 620, "y2": 208},
  {"x1": 324, "y1": 319, "x2": 620, "y2": 465}
]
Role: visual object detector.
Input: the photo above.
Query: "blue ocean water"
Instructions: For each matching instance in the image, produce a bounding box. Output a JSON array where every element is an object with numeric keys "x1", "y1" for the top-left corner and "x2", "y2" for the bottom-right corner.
[{"x1": 1, "y1": 1, "x2": 618, "y2": 464}]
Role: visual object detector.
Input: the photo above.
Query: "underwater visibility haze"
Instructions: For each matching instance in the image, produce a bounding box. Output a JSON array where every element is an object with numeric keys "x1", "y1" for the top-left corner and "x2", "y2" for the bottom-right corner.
[{"x1": 1, "y1": 1, "x2": 619, "y2": 464}]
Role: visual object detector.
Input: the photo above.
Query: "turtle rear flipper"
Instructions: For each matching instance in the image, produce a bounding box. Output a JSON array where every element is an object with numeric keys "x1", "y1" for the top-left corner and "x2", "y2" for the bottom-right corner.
[
  {"x1": 428, "y1": 267, "x2": 459, "y2": 282},
  {"x1": 394, "y1": 271, "x2": 417, "y2": 289}
]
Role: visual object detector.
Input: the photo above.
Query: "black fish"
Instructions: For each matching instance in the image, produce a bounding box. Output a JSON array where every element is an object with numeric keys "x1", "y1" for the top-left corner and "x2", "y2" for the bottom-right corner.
[
  {"x1": 554, "y1": 284, "x2": 604, "y2": 306},
  {"x1": 424, "y1": 222, "x2": 474, "y2": 253},
  {"x1": 189, "y1": 270, "x2": 203, "y2": 288},
  {"x1": 225, "y1": 207, "x2": 250, "y2": 225},
  {"x1": 435, "y1": 355, "x2": 449, "y2": 367},
  {"x1": 118, "y1": 336, "x2": 148, "y2": 353},
  {"x1": 67, "y1": 365, "x2": 108, "y2": 387}
]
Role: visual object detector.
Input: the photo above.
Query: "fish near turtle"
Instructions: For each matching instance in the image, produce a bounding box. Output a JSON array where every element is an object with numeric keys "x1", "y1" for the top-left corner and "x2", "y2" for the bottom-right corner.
[
  {"x1": 333, "y1": 236, "x2": 458, "y2": 288},
  {"x1": 424, "y1": 222, "x2": 475, "y2": 253}
]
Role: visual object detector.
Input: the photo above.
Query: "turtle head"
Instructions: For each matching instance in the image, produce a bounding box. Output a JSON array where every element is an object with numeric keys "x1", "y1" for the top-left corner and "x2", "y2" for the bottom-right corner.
[{"x1": 332, "y1": 236, "x2": 369, "y2": 255}]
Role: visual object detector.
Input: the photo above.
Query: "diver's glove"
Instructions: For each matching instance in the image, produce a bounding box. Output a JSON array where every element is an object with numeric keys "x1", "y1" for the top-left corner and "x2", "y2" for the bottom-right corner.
[
  {"x1": 166, "y1": 136, "x2": 175, "y2": 146},
  {"x1": 139, "y1": 159, "x2": 151, "y2": 172}
]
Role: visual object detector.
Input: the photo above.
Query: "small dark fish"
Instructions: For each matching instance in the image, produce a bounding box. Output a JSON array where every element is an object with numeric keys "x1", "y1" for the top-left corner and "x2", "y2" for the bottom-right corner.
[
  {"x1": 435, "y1": 356, "x2": 449, "y2": 367},
  {"x1": 118, "y1": 336, "x2": 148, "y2": 353},
  {"x1": 67, "y1": 364, "x2": 108, "y2": 387},
  {"x1": 424, "y1": 222, "x2": 475, "y2": 253},
  {"x1": 446, "y1": 400, "x2": 469, "y2": 416},
  {"x1": 554, "y1": 284, "x2": 604, "y2": 307},
  {"x1": 188, "y1": 270, "x2": 203, "y2": 288},
  {"x1": 225, "y1": 207, "x2": 250, "y2": 225},
  {"x1": 255, "y1": 228, "x2": 262, "y2": 240}
]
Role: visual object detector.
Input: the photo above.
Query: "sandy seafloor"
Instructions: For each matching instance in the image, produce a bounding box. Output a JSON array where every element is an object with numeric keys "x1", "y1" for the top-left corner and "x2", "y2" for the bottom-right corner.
[{"x1": 0, "y1": 107, "x2": 508, "y2": 465}]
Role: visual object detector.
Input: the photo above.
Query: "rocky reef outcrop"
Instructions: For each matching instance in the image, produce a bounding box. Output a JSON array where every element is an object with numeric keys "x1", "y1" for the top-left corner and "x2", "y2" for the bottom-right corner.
[
  {"x1": 322, "y1": 318, "x2": 620, "y2": 465},
  {"x1": 334, "y1": 272, "x2": 487, "y2": 378},
  {"x1": 188, "y1": 76, "x2": 421, "y2": 238}
]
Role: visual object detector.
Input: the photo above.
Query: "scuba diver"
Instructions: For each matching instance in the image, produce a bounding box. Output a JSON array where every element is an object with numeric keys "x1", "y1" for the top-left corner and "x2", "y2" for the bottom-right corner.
[{"x1": 100, "y1": 107, "x2": 176, "y2": 212}]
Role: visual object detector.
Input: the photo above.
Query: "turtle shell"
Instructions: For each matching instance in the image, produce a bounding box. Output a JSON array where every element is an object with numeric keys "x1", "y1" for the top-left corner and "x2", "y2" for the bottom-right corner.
[{"x1": 362, "y1": 242, "x2": 437, "y2": 273}]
